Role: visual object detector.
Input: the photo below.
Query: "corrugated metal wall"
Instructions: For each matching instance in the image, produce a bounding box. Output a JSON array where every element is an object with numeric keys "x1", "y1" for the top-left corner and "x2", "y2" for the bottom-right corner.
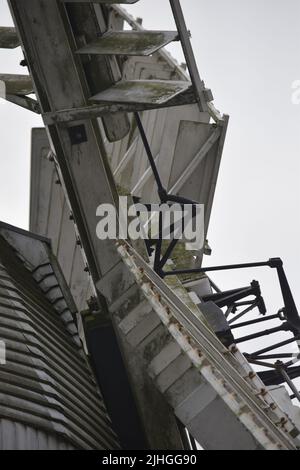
[{"x1": 0, "y1": 227, "x2": 120, "y2": 450}]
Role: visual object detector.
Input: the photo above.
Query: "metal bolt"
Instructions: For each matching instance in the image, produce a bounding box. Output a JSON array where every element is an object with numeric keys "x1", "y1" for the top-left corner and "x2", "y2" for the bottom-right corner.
[
  {"x1": 165, "y1": 306, "x2": 171, "y2": 316},
  {"x1": 229, "y1": 345, "x2": 238, "y2": 354},
  {"x1": 256, "y1": 388, "x2": 267, "y2": 397}
]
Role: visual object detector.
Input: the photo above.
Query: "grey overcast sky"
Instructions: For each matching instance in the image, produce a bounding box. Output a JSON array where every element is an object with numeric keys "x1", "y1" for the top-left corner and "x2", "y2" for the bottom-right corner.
[{"x1": 0, "y1": 0, "x2": 299, "y2": 316}]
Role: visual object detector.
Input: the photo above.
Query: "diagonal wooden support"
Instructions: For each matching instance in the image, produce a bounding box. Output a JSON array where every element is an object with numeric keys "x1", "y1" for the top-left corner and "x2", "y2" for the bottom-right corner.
[{"x1": 169, "y1": 0, "x2": 207, "y2": 111}]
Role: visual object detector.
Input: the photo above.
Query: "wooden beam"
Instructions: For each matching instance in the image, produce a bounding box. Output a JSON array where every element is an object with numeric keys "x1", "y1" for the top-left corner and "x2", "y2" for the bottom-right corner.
[
  {"x1": 0, "y1": 26, "x2": 20, "y2": 48},
  {"x1": 169, "y1": 0, "x2": 207, "y2": 111}
]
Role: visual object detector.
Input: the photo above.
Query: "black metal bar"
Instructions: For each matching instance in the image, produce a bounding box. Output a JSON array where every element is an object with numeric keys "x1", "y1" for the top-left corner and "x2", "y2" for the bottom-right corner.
[
  {"x1": 234, "y1": 301, "x2": 258, "y2": 307},
  {"x1": 259, "y1": 365, "x2": 300, "y2": 386},
  {"x1": 230, "y1": 314, "x2": 281, "y2": 330},
  {"x1": 254, "y1": 353, "x2": 297, "y2": 360},
  {"x1": 250, "y1": 335, "x2": 300, "y2": 357},
  {"x1": 228, "y1": 302, "x2": 259, "y2": 325},
  {"x1": 202, "y1": 286, "x2": 251, "y2": 303},
  {"x1": 235, "y1": 324, "x2": 290, "y2": 344},
  {"x1": 248, "y1": 359, "x2": 277, "y2": 369},
  {"x1": 164, "y1": 192, "x2": 199, "y2": 206},
  {"x1": 163, "y1": 260, "x2": 271, "y2": 277},
  {"x1": 283, "y1": 357, "x2": 300, "y2": 368},
  {"x1": 134, "y1": 112, "x2": 164, "y2": 194},
  {"x1": 209, "y1": 289, "x2": 259, "y2": 309},
  {"x1": 274, "y1": 259, "x2": 300, "y2": 331}
]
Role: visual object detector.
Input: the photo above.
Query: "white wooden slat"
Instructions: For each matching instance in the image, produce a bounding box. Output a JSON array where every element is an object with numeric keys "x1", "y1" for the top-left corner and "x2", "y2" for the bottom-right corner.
[
  {"x1": 91, "y1": 80, "x2": 192, "y2": 106},
  {"x1": 0, "y1": 74, "x2": 33, "y2": 96},
  {"x1": 169, "y1": 128, "x2": 221, "y2": 195},
  {"x1": 113, "y1": 138, "x2": 138, "y2": 180},
  {"x1": 131, "y1": 154, "x2": 159, "y2": 196},
  {"x1": 168, "y1": 121, "x2": 215, "y2": 190},
  {"x1": 0, "y1": 27, "x2": 20, "y2": 49},
  {"x1": 76, "y1": 31, "x2": 178, "y2": 57}
]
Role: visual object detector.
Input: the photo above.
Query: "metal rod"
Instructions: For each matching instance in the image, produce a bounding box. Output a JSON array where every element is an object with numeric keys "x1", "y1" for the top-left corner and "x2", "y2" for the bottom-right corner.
[
  {"x1": 165, "y1": 192, "x2": 198, "y2": 206},
  {"x1": 163, "y1": 260, "x2": 271, "y2": 276},
  {"x1": 208, "y1": 288, "x2": 257, "y2": 309},
  {"x1": 247, "y1": 359, "x2": 277, "y2": 369},
  {"x1": 254, "y1": 353, "x2": 297, "y2": 360},
  {"x1": 250, "y1": 335, "x2": 300, "y2": 357},
  {"x1": 230, "y1": 314, "x2": 280, "y2": 330},
  {"x1": 235, "y1": 324, "x2": 289, "y2": 344},
  {"x1": 283, "y1": 356, "x2": 300, "y2": 368},
  {"x1": 228, "y1": 302, "x2": 259, "y2": 325},
  {"x1": 134, "y1": 112, "x2": 164, "y2": 194},
  {"x1": 233, "y1": 301, "x2": 256, "y2": 307},
  {"x1": 169, "y1": 0, "x2": 207, "y2": 110},
  {"x1": 275, "y1": 262, "x2": 300, "y2": 331}
]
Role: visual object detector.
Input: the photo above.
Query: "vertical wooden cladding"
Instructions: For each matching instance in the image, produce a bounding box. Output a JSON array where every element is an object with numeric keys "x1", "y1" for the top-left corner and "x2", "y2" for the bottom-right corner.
[{"x1": 30, "y1": 128, "x2": 92, "y2": 313}]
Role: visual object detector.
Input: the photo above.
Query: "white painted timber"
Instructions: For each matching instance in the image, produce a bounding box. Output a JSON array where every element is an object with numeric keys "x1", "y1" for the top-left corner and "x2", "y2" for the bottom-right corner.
[
  {"x1": 91, "y1": 80, "x2": 192, "y2": 106},
  {"x1": 0, "y1": 27, "x2": 20, "y2": 48},
  {"x1": 117, "y1": 240, "x2": 300, "y2": 450},
  {"x1": 76, "y1": 31, "x2": 179, "y2": 57}
]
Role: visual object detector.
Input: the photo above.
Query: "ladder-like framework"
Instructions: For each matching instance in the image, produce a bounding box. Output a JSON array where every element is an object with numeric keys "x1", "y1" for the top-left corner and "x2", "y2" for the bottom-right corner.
[{"x1": 1, "y1": 0, "x2": 300, "y2": 450}]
